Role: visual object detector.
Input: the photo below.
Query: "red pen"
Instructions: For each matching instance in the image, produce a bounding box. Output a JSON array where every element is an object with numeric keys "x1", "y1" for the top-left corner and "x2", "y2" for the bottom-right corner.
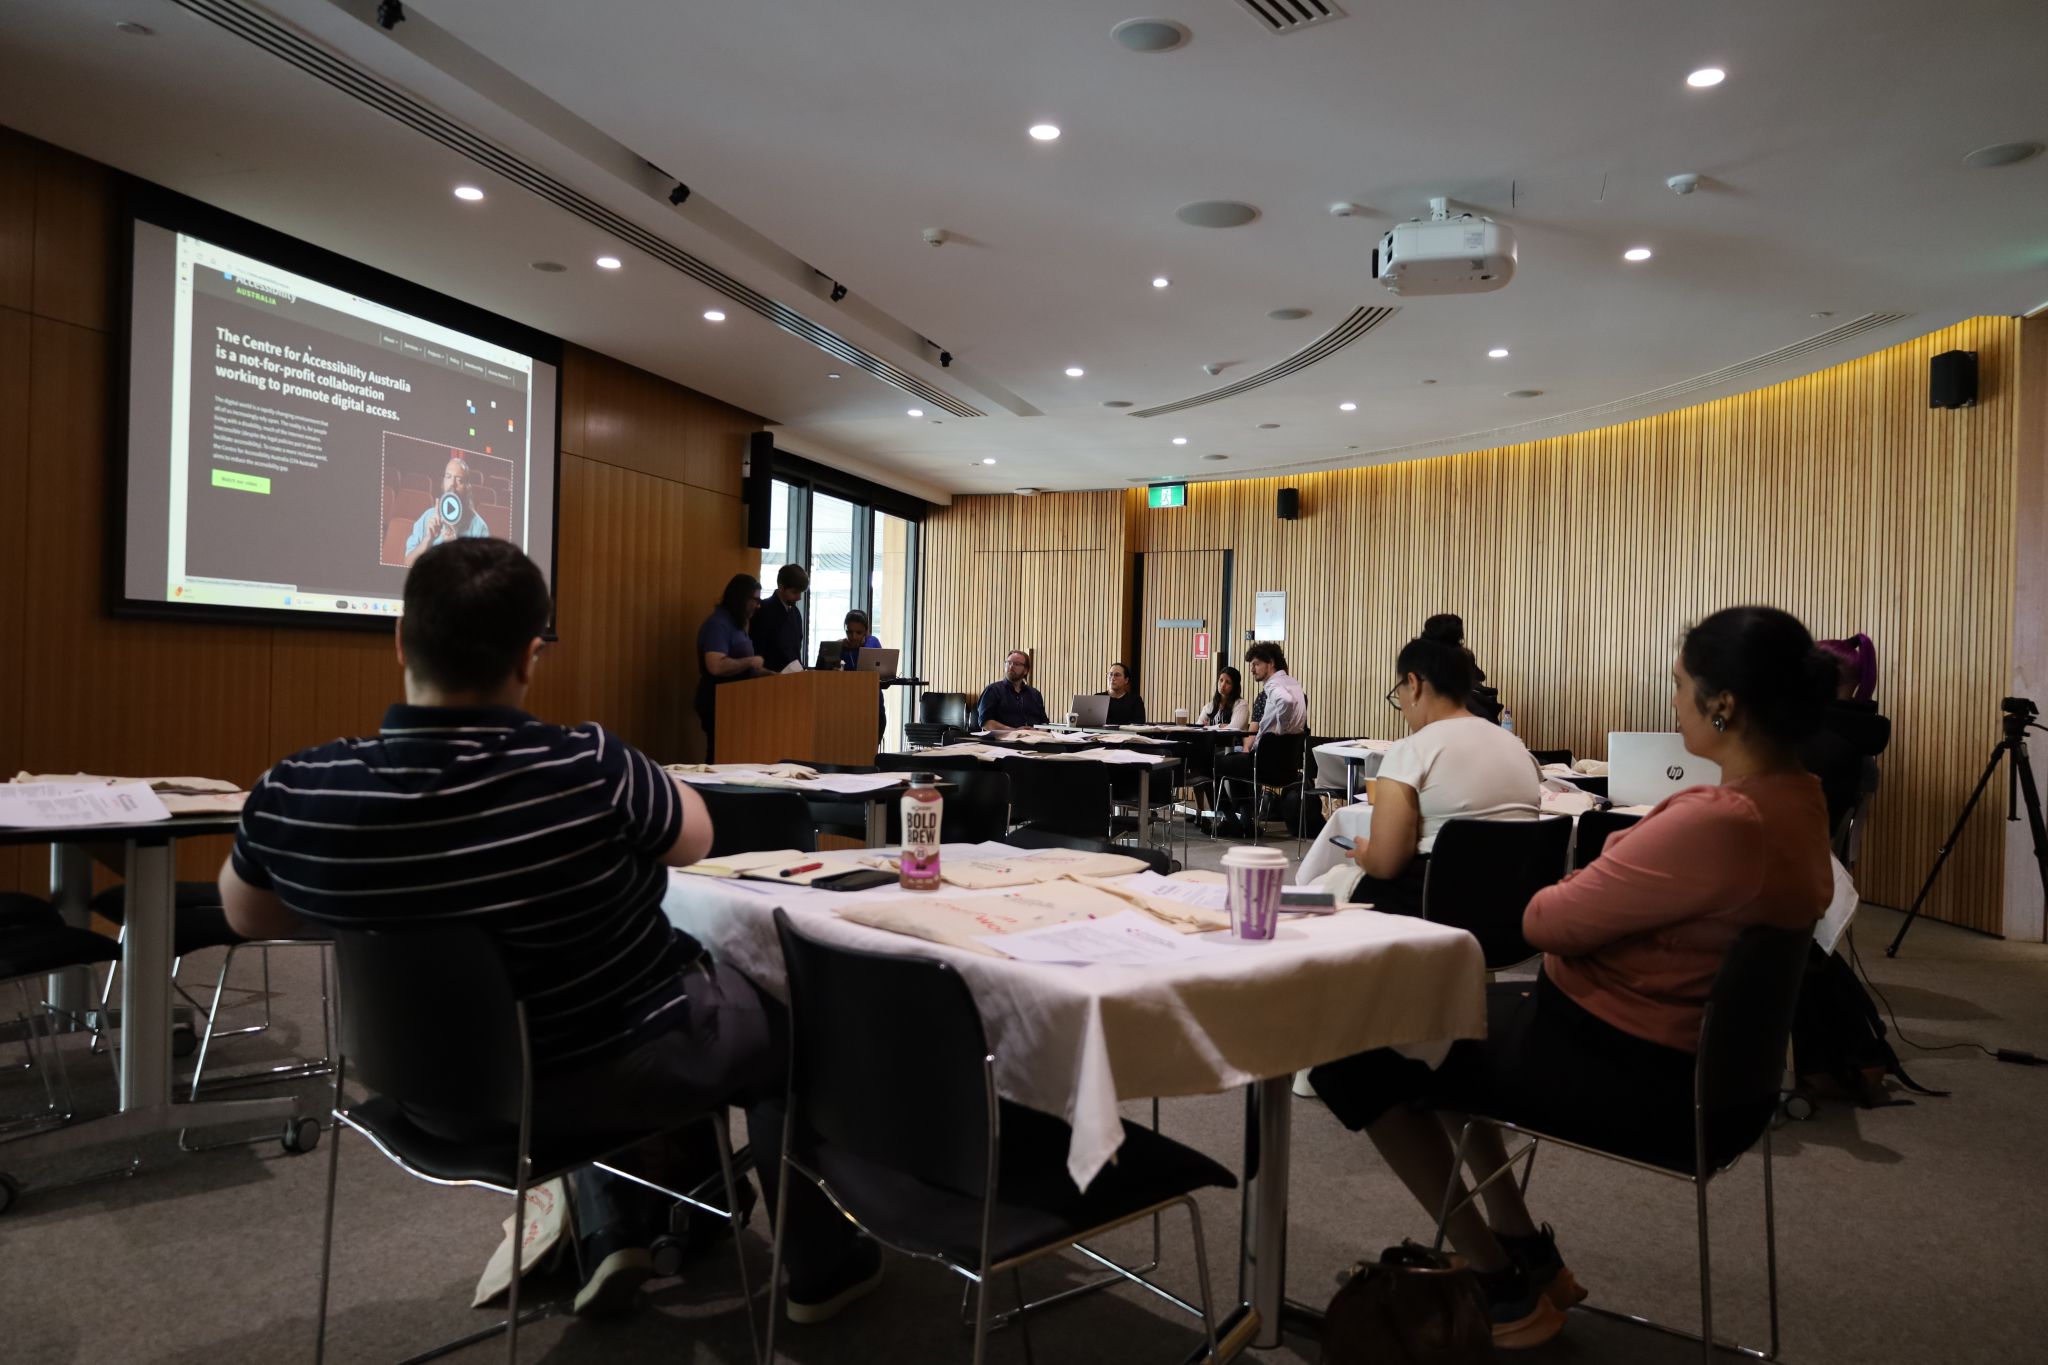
[{"x1": 780, "y1": 861, "x2": 824, "y2": 878}]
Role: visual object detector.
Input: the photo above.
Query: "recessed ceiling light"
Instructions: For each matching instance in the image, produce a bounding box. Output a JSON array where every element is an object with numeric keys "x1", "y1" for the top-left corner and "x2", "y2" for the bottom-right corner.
[
  {"x1": 1487, "y1": 347, "x2": 1510, "y2": 359},
  {"x1": 1152, "y1": 276, "x2": 1170, "y2": 289},
  {"x1": 114, "y1": 21, "x2": 155, "y2": 36},
  {"x1": 595, "y1": 256, "x2": 622, "y2": 270},
  {"x1": 981, "y1": 457, "x2": 998, "y2": 465},
  {"x1": 1028, "y1": 123, "x2": 1062, "y2": 141},
  {"x1": 1176, "y1": 200, "x2": 1260, "y2": 228},
  {"x1": 1339, "y1": 401, "x2": 1357, "y2": 412},
  {"x1": 529, "y1": 260, "x2": 567, "y2": 273},
  {"x1": 1963, "y1": 141, "x2": 2044, "y2": 169},
  {"x1": 1623, "y1": 247, "x2": 1653, "y2": 262},
  {"x1": 453, "y1": 185, "x2": 485, "y2": 202},
  {"x1": 703, "y1": 309, "x2": 726, "y2": 322},
  {"x1": 1171, "y1": 436, "x2": 1189, "y2": 445},
  {"x1": 1420, "y1": 378, "x2": 1438, "y2": 385},
  {"x1": 827, "y1": 372, "x2": 842, "y2": 379},
  {"x1": 1686, "y1": 67, "x2": 1726, "y2": 88},
  {"x1": 1064, "y1": 366, "x2": 1085, "y2": 378},
  {"x1": 1112, "y1": 18, "x2": 1191, "y2": 53},
  {"x1": 907, "y1": 409, "x2": 925, "y2": 418}
]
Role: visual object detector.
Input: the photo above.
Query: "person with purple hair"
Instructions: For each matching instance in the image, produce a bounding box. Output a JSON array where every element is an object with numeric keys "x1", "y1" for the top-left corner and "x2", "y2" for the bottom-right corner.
[{"x1": 1802, "y1": 632, "x2": 1891, "y2": 839}]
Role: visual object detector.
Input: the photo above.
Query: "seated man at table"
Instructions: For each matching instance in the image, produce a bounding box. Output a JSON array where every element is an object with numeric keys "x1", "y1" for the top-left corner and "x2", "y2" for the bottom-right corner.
[
  {"x1": 216, "y1": 538, "x2": 879, "y2": 1320},
  {"x1": 1344, "y1": 633, "x2": 1541, "y2": 914},
  {"x1": 976, "y1": 648, "x2": 1049, "y2": 731},
  {"x1": 1211, "y1": 643, "x2": 1307, "y2": 834}
]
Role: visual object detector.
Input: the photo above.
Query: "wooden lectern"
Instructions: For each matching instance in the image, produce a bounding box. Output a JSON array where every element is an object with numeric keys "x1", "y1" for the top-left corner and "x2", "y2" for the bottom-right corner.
[{"x1": 717, "y1": 671, "x2": 881, "y2": 767}]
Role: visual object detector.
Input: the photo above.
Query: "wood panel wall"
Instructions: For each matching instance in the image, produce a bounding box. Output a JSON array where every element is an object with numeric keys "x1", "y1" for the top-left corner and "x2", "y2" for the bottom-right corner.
[
  {"x1": 1141, "y1": 550, "x2": 1227, "y2": 724},
  {"x1": 0, "y1": 128, "x2": 759, "y2": 894},
  {"x1": 922, "y1": 317, "x2": 2027, "y2": 934}
]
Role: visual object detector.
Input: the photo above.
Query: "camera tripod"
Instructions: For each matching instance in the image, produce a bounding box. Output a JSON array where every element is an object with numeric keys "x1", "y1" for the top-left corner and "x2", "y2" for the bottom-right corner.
[{"x1": 1887, "y1": 697, "x2": 2048, "y2": 957}]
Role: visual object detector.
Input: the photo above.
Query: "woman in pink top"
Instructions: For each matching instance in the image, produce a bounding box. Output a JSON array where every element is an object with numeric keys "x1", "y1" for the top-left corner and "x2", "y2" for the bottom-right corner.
[{"x1": 1308, "y1": 606, "x2": 1835, "y2": 1350}]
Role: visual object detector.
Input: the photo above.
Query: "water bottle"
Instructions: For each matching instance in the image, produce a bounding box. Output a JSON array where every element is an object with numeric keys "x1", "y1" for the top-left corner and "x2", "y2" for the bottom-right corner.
[
  {"x1": 1500, "y1": 705, "x2": 1516, "y2": 735},
  {"x1": 900, "y1": 773, "x2": 942, "y2": 891}
]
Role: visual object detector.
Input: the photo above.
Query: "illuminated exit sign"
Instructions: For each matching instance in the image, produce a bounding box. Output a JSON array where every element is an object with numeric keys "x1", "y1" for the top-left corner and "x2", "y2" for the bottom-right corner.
[{"x1": 1147, "y1": 483, "x2": 1187, "y2": 509}]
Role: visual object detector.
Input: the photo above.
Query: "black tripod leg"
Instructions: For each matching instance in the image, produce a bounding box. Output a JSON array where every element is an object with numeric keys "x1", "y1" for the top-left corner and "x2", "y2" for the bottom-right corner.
[
  {"x1": 2008, "y1": 741, "x2": 2048, "y2": 920},
  {"x1": 1888, "y1": 742, "x2": 2009, "y2": 958}
]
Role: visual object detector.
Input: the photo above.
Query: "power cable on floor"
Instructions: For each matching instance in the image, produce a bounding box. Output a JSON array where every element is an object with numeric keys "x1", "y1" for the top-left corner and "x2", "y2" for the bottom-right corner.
[{"x1": 1847, "y1": 922, "x2": 2042, "y2": 1067}]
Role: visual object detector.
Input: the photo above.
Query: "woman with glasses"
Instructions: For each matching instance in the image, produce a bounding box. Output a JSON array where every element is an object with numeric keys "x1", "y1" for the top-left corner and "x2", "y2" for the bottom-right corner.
[{"x1": 1349, "y1": 633, "x2": 1542, "y2": 915}]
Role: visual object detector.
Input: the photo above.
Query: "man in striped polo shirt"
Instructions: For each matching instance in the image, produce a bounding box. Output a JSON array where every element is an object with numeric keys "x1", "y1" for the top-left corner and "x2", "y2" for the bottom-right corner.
[{"x1": 219, "y1": 538, "x2": 878, "y2": 1319}]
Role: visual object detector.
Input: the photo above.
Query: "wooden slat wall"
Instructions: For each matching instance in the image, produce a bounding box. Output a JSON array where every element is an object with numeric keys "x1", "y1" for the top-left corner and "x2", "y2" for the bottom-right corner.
[
  {"x1": 1141, "y1": 550, "x2": 1226, "y2": 724},
  {"x1": 924, "y1": 317, "x2": 2026, "y2": 933},
  {"x1": 0, "y1": 128, "x2": 760, "y2": 894}
]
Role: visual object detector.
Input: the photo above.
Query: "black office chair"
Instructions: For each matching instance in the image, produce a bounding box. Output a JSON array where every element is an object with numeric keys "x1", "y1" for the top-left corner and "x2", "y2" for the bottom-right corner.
[
  {"x1": 1571, "y1": 809, "x2": 1644, "y2": 870},
  {"x1": 1001, "y1": 757, "x2": 1115, "y2": 841},
  {"x1": 1419, "y1": 817, "x2": 1573, "y2": 970},
  {"x1": 315, "y1": 923, "x2": 753, "y2": 1365},
  {"x1": 90, "y1": 881, "x2": 332, "y2": 1106},
  {"x1": 1433, "y1": 924, "x2": 1810, "y2": 1364},
  {"x1": 883, "y1": 769, "x2": 1011, "y2": 845},
  {"x1": 693, "y1": 787, "x2": 818, "y2": 857},
  {"x1": 767, "y1": 910, "x2": 1232, "y2": 1365},
  {"x1": 1529, "y1": 748, "x2": 1575, "y2": 769},
  {"x1": 774, "y1": 761, "x2": 881, "y2": 842},
  {"x1": 923, "y1": 692, "x2": 973, "y2": 729},
  {"x1": 0, "y1": 895, "x2": 118, "y2": 1152},
  {"x1": 999, "y1": 828, "x2": 1174, "y2": 876}
]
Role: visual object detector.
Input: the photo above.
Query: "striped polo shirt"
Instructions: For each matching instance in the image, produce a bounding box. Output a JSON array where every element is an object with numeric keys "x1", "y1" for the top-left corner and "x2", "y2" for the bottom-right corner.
[{"x1": 231, "y1": 704, "x2": 699, "y2": 1070}]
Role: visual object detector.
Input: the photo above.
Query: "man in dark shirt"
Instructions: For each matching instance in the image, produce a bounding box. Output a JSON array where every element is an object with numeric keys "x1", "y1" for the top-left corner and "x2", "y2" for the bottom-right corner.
[
  {"x1": 976, "y1": 649, "x2": 1049, "y2": 730},
  {"x1": 219, "y1": 539, "x2": 876, "y2": 1319},
  {"x1": 752, "y1": 563, "x2": 810, "y2": 672}
]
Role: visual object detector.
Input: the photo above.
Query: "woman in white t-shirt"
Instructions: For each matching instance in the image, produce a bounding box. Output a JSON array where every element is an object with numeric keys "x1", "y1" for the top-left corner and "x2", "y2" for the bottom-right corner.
[{"x1": 1350, "y1": 635, "x2": 1541, "y2": 913}]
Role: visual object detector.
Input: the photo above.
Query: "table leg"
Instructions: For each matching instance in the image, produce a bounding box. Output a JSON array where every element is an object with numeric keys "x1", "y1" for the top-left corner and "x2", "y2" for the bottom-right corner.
[
  {"x1": 1137, "y1": 768, "x2": 1152, "y2": 846},
  {"x1": 47, "y1": 844, "x2": 94, "y2": 1020},
  {"x1": 118, "y1": 841, "x2": 175, "y2": 1112},
  {"x1": 1345, "y1": 758, "x2": 1359, "y2": 805},
  {"x1": 865, "y1": 800, "x2": 886, "y2": 848},
  {"x1": 1244, "y1": 1075, "x2": 1293, "y2": 1349}
]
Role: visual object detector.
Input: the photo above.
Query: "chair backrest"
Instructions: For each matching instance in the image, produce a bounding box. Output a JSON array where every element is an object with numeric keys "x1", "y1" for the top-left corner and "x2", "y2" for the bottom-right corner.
[
  {"x1": 1253, "y1": 731, "x2": 1309, "y2": 789},
  {"x1": 999, "y1": 828, "x2": 1171, "y2": 875},
  {"x1": 331, "y1": 923, "x2": 526, "y2": 1126},
  {"x1": 1002, "y1": 757, "x2": 1113, "y2": 838},
  {"x1": 1529, "y1": 748, "x2": 1575, "y2": 769},
  {"x1": 774, "y1": 910, "x2": 994, "y2": 1194},
  {"x1": 922, "y1": 692, "x2": 972, "y2": 729},
  {"x1": 1697, "y1": 924, "x2": 1811, "y2": 1162},
  {"x1": 1421, "y1": 816, "x2": 1572, "y2": 969},
  {"x1": 885, "y1": 768, "x2": 1012, "y2": 844},
  {"x1": 694, "y1": 786, "x2": 818, "y2": 857},
  {"x1": 1570, "y1": 809, "x2": 1643, "y2": 870}
]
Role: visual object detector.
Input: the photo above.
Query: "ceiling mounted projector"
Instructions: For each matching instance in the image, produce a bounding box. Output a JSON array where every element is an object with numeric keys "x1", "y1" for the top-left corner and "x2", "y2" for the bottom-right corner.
[{"x1": 1371, "y1": 197, "x2": 1516, "y2": 296}]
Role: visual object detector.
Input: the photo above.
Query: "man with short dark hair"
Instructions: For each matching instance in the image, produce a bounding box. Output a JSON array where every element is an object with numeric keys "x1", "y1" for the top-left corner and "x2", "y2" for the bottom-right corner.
[
  {"x1": 1212, "y1": 642, "x2": 1308, "y2": 833},
  {"x1": 219, "y1": 539, "x2": 877, "y2": 1319},
  {"x1": 976, "y1": 649, "x2": 1049, "y2": 731},
  {"x1": 753, "y1": 563, "x2": 810, "y2": 672}
]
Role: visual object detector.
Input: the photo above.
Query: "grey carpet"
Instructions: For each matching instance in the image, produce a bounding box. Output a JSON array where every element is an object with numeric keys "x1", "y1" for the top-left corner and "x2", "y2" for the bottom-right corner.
[{"x1": 2, "y1": 836, "x2": 2043, "y2": 1364}]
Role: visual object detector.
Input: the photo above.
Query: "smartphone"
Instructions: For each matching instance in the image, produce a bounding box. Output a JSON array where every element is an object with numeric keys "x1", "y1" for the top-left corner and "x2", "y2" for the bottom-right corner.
[{"x1": 1329, "y1": 835, "x2": 1355, "y2": 851}]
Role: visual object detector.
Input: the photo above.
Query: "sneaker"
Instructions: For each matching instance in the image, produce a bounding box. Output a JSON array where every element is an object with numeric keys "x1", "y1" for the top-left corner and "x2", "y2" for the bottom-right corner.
[
  {"x1": 784, "y1": 1240, "x2": 885, "y2": 1325},
  {"x1": 573, "y1": 1244, "x2": 655, "y2": 1316},
  {"x1": 1473, "y1": 1260, "x2": 1566, "y2": 1350},
  {"x1": 1498, "y1": 1223, "x2": 1588, "y2": 1310}
]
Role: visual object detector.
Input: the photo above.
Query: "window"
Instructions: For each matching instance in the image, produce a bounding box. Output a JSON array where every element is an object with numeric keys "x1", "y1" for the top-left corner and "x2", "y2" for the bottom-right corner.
[
  {"x1": 758, "y1": 479, "x2": 797, "y2": 586},
  {"x1": 805, "y1": 492, "x2": 857, "y2": 665},
  {"x1": 872, "y1": 511, "x2": 917, "y2": 741}
]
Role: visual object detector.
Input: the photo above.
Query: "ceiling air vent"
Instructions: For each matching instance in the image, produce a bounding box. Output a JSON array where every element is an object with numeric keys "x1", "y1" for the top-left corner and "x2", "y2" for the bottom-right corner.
[
  {"x1": 1129, "y1": 306, "x2": 1397, "y2": 418},
  {"x1": 1233, "y1": 0, "x2": 1348, "y2": 34}
]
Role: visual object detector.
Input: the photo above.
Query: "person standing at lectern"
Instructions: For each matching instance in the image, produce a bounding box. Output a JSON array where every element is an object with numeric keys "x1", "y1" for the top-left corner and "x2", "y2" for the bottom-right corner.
[
  {"x1": 696, "y1": 574, "x2": 770, "y2": 760},
  {"x1": 753, "y1": 564, "x2": 810, "y2": 673}
]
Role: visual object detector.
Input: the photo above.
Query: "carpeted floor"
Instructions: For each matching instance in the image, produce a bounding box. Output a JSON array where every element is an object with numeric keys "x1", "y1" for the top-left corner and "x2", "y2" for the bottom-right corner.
[{"x1": 3, "y1": 836, "x2": 2044, "y2": 1364}]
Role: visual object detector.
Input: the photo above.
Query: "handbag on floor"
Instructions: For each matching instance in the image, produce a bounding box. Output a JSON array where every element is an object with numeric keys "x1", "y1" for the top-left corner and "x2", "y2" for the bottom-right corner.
[{"x1": 1320, "y1": 1242, "x2": 1494, "y2": 1364}]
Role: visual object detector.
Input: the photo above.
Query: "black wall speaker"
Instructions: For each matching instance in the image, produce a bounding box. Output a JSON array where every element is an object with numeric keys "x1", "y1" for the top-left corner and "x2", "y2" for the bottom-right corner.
[
  {"x1": 1277, "y1": 487, "x2": 1300, "y2": 521},
  {"x1": 743, "y1": 432, "x2": 774, "y2": 548},
  {"x1": 1930, "y1": 350, "x2": 1978, "y2": 409}
]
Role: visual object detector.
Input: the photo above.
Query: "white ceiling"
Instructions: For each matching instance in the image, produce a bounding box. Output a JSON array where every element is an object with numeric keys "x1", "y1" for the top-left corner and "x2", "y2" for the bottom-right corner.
[{"x1": 5, "y1": 0, "x2": 2047, "y2": 500}]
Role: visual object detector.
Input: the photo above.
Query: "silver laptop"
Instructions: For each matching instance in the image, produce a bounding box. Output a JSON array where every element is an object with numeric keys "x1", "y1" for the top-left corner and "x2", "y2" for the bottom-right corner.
[
  {"x1": 1607, "y1": 731, "x2": 1722, "y2": 807},
  {"x1": 1068, "y1": 693, "x2": 1111, "y2": 728},
  {"x1": 855, "y1": 646, "x2": 899, "y2": 680}
]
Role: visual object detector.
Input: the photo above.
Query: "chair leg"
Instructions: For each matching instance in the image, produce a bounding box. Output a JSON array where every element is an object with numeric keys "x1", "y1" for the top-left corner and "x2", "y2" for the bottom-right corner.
[
  {"x1": 970, "y1": 1274, "x2": 992, "y2": 1365},
  {"x1": 711, "y1": 1115, "x2": 762, "y2": 1365},
  {"x1": 1431, "y1": 1118, "x2": 1480, "y2": 1255},
  {"x1": 91, "y1": 929, "x2": 122, "y2": 1054},
  {"x1": 506, "y1": 1155, "x2": 530, "y2": 1365},
  {"x1": 1011, "y1": 1268, "x2": 1036, "y2": 1365},
  {"x1": 1184, "y1": 1195, "x2": 1221, "y2": 1364},
  {"x1": 1763, "y1": 1123, "x2": 1780, "y2": 1359},
  {"x1": 764, "y1": 1153, "x2": 795, "y2": 1365},
  {"x1": 1695, "y1": 1174, "x2": 1714, "y2": 1365},
  {"x1": 314, "y1": 1059, "x2": 347, "y2": 1365},
  {"x1": 187, "y1": 946, "x2": 237, "y2": 1101}
]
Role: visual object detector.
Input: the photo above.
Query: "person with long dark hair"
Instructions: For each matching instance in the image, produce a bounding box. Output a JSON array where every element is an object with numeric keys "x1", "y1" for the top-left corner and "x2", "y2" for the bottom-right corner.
[
  {"x1": 694, "y1": 573, "x2": 769, "y2": 760},
  {"x1": 1198, "y1": 666, "x2": 1249, "y2": 729},
  {"x1": 1424, "y1": 612, "x2": 1502, "y2": 722},
  {"x1": 1309, "y1": 606, "x2": 1835, "y2": 1351}
]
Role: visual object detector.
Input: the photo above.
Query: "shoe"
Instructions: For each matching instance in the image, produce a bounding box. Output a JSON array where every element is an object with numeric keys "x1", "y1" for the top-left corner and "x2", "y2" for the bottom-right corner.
[
  {"x1": 573, "y1": 1244, "x2": 655, "y2": 1316},
  {"x1": 784, "y1": 1240, "x2": 885, "y2": 1325},
  {"x1": 1498, "y1": 1222, "x2": 1588, "y2": 1310},
  {"x1": 1473, "y1": 1260, "x2": 1567, "y2": 1350}
]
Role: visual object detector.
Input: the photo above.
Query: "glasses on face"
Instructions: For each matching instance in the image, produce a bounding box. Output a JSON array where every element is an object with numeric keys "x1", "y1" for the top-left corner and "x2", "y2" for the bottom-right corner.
[{"x1": 1385, "y1": 683, "x2": 1404, "y2": 712}]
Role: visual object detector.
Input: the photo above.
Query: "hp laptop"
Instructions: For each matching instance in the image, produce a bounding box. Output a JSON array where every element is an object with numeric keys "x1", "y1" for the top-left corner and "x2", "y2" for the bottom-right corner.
[{"x1": 1607, "y1": 731, "x2": 1722, "y2": 808}]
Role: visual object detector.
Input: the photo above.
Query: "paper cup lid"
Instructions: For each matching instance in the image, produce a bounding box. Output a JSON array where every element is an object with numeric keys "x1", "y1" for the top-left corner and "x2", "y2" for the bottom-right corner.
[{"x1": 1221, "y1": 844, "x2": 1288, "y2": 868}]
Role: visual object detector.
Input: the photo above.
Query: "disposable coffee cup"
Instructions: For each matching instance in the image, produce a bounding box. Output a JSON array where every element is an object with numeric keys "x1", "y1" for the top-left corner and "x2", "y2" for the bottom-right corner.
[
  {"x1": 1221, "y1": 845, "x2": 1288, "y2": 942},
  {"x1": 1173, "y1": 708, "x2": 1189, "y2": 723},
  {"x1": 1065, "y1": 711, "x2": 1080, "y2": 728}
]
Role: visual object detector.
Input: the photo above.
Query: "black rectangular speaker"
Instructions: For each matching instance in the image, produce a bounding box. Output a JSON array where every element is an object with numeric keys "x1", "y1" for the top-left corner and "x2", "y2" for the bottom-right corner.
[
  {"x1": 743, "y1": 432, "x2": 774, "y2": 548},
  {"x1": 1930, "y1": 350, "x2": 1978, "y2": 409},
  {"x1": 1277, "y1": 487, "x2": 1300, "y2": 521}
]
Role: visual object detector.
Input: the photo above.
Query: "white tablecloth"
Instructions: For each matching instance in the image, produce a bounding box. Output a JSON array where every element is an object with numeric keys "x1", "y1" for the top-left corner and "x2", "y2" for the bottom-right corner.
[
  {"x1": 1314, "y1": 740, "x2": 1393, "y2": 790},
  {"x1": 662, "y1": 850, "x2": 1486, "y2": 1190}
]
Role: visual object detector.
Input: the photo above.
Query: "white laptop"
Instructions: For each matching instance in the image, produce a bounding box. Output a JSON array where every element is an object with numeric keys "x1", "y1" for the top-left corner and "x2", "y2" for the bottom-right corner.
[
  {"x1": 1068, "y1": 693, "x2": 1111, "y2": 728},
  {"x1": 1607, "y1": 731, "x2": 1722, "y2": 808},
  {"x1": 855, "y1": 646, "x2": 899, "y2": 680}
]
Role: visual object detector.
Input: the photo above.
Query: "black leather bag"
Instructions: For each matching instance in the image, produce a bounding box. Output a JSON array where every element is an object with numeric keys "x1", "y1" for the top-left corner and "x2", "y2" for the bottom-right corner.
[{"x1": 1320, "y1": 1242, "x2": 1494, "y2": 1365}]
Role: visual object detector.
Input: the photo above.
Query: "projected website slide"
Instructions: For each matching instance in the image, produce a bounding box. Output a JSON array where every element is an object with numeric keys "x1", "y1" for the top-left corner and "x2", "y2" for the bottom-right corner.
[{"x1": 128, "y1": 222, "x2": 553, "y2": 620}]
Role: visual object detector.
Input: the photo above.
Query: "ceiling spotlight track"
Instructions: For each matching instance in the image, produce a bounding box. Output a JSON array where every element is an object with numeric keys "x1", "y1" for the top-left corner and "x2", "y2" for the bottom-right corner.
[
  {"x1": 1128, "y1": 306, "x2": 1399, "y2": 418},
  {"x1": 168, "y1": 0, "x2": 985, "y2": 418}
]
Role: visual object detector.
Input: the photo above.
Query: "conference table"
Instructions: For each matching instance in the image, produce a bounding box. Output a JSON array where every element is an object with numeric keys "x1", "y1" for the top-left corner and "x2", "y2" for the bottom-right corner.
[
  {"x1": 1312, "y1": 739, "x2": 1395, "y2": 803},
  {"x1": 671, "y1": 768, "x2": 933, "y2": 847},
  {"x1": 909, "y1": 738, "x2": 1184, "y2": 846},
  {"x1": 663, "y1": 850, "x2": 1488, "y2": 1357},
  {"x1": 0, "y1": 815, "x2": 310, "y2": 1188}
]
